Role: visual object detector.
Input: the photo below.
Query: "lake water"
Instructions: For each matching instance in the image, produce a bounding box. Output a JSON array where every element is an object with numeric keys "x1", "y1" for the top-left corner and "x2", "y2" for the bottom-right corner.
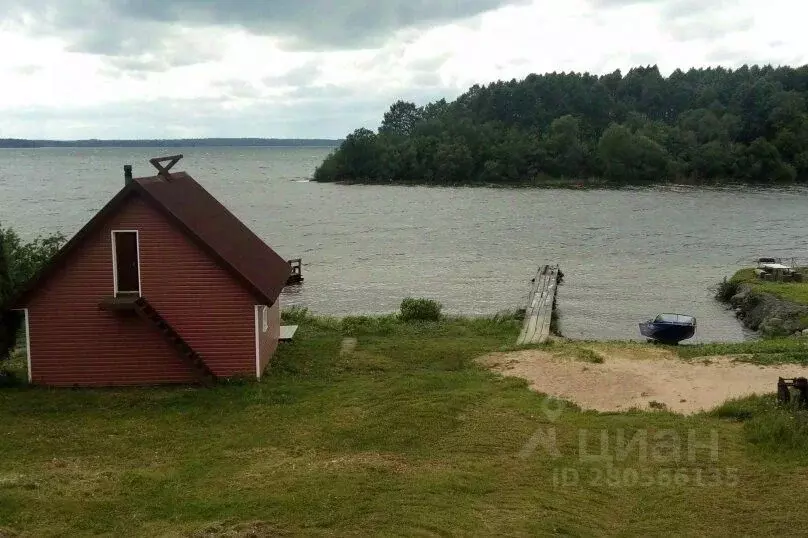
[{"x1": 2, "y1": 146, "x2": 807, "y2": 342}]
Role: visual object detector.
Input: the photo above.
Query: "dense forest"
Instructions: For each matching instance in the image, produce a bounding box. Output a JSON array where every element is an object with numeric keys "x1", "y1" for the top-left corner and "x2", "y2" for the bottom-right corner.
[
  {"x1": 314, "y1": 64, "x2": 808, "y2": 185},
  {"x1": 0, "y1": 138, "x2": 340, "y2": 148}
]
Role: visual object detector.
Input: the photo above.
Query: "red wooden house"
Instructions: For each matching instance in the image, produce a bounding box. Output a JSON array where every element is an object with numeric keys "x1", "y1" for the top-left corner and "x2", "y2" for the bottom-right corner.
[{"x1": 13, "y1": 156, "x2": 292, "y2": 386}]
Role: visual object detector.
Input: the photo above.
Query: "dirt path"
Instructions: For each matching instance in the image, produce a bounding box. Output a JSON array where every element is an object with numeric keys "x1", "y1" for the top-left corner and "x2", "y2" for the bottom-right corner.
[{"x1": 478, "y1": 346, "x2": 808, "y2": 414}]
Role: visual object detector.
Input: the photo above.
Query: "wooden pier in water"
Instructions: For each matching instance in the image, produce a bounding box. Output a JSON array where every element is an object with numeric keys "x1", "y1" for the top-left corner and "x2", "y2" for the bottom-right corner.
[
  {"x1": 516, "y1": 265, "x2": 561, "y2": 345},
  {"x1": 285, "y1": 258, "x2": 304, "y2": 286}
]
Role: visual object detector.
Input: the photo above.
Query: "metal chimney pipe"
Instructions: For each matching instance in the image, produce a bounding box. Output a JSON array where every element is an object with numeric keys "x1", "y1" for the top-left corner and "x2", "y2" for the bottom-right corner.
[{"x1": 124, "y1": 165, "x2": 133, "y2": 185}]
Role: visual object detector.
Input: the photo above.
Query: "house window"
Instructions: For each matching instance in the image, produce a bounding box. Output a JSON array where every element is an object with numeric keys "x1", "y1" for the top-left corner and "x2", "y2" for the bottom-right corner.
[
  {"x1": 112, "y1": 231, "x2": 141, "y2": 296},
  {"x1": 262, "y1": 306, "x2": 270, "y2": 332}
]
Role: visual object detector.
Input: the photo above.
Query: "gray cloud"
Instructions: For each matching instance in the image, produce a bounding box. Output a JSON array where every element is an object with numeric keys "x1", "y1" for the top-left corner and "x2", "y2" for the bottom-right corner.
[
  {"x1": 2, "y1": 0, "x2": 225, "y2": 72},
  {"x1": 627, "y1": 52, "x2": 660, "y2": 67},
  {"x1": 263, "y1": 62, "x2": 323, "y2": 89},
  {"x1": 2, "y1": 0, "x2": 529, "y2": 57},
  {"x1": 0, "y1": 0, "x2": 478, "y2": 138},
  {"x1": 112, "y1": 0, "x2": 530, "y2": 49},
  {"x1": 585, "y1": 0, "x2": 655, "y2": 5},
  {"x1": 705, "y1": 46, "x2": 747, "y2": 64},
  {"x1": 587, "y1": 0, "x2": 733, "y2": 10},
  {"x1": 210, "y1": 79, "x2": 265, "y2": 100},
  {"x1": 666, "y1": 15, "x2": 754, "y2": 41},
  {"x1": 587, "y1": 0, "x2": 749, "y2": 44},
  {"x1": 705, "y1": 46, "x2": 805, "y2": 68},
  {"x1": 66, "y1": 21, "x2": 167, "y2": 57},
  {"x1": 410, "y1": 71, "x2": 444, "y2": 88},
  {"x1": 403, "y1": 52, "x2": 453, "y2": 73},
  {"x1": 106, "y1": 48, "x2": 220, "y2": 73},
  {"x1": 586, "y1": 0, "x2": 742, "y2": 21},
  {"x1": 660, "y1": 0, "x2": 740, "y2": 20},
  {"x1": 282, "y1": 84, "x2": 364, "y2": 102}
]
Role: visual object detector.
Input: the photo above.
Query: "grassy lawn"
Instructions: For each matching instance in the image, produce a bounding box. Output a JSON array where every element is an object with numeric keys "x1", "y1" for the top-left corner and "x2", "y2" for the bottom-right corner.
[
  {"x1": 729, "y1": 267, "x2": 808, "y2": 305},
  {"x1": 2, "y1": 312, "x2": 808, "y2": 536}
]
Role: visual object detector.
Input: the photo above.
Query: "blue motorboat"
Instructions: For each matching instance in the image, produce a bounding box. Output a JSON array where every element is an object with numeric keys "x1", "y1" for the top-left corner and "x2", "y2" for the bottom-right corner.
[{"x1": 639, "y1": 313, "x2": 696, "y2": 344}]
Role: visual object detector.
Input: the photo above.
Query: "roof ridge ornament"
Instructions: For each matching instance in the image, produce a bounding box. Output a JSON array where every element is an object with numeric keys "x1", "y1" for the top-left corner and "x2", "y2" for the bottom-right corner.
[{"x1": 149, "y1": 155, "x2": 183, "y2": 179}]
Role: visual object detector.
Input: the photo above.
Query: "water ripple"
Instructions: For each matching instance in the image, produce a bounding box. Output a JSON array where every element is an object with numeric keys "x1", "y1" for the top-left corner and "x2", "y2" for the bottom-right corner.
[{"x1": 3, "y1": 147, "x2": 808, "y2": 342}]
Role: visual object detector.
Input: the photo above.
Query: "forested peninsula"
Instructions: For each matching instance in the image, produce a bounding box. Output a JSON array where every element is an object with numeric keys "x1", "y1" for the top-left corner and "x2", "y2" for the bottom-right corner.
[{"x1": 314, "y1": 65, "x2": 808, "y2": 186}]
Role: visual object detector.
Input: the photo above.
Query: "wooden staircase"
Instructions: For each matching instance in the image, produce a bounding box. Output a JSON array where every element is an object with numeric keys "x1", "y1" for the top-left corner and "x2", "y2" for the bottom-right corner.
[{"x1": 132, "y1": 297, "x2": 216, "y2": 385}]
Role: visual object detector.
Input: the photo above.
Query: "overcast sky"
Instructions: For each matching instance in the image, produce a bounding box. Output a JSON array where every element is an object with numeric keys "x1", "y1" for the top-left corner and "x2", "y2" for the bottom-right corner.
[{"x1": 0, "y1": 0, "x2": 805, "y2": 139}]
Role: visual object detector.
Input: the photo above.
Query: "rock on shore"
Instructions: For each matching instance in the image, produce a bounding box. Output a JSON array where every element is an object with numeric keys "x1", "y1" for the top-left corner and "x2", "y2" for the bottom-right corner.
[{"x1": 730, "y1": 284, "x2": 808, "y2": 336}]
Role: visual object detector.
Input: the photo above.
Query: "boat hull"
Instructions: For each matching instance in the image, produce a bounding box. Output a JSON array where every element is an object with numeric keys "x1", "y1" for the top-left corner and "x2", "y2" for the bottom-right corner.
[{"x1": 639, "y1": 322, "x2": 696, "y2": 344}]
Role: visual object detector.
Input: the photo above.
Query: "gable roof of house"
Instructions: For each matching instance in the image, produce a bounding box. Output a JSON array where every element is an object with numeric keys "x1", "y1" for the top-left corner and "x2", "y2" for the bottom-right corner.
[{"x1": 13, "y1": 169, "x2": 292, "y2": 308}]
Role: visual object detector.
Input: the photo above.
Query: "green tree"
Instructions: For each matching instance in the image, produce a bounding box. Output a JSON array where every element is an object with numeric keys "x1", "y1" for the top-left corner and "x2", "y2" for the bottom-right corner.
[
  {"x1": 690, "y1": 141, "x2": 732, "y2": 180},
  {"x1": 379, "y1": 101, "x2": 422, "y2": 137},
  {"x1": 420, "y1": 99, "x2": 449, "y2": 122},
  {"x1": 598, "y1": 124, "x2": 672, "y2": 183},
  {"x1": 795, "y1": 151, "x2": 808, "y2": 176},
  {"x1": 768, "y1": 91, "x2": 805, "y2": 131},
  {"x1": 313, "y1": 128, "x2": 383, "y2": 182},
  {"x1": 543, "y1": 115, "x2": 588, "y2": 177},
  {"x1": 0, "y1": 226, "x2": 65, "y2": 365},
  {"x1": 679, "y1": 109, "x2": 728, "y2": 143},
  {"x1": 735, "y1": 138, "x2": 796, "y2": 183},
  {"x1": 434, "y1": 140, "x2": 474, "y2": 184},
  {"x1": 0, "y1": 227, "x2": 16, "y2": 363}
]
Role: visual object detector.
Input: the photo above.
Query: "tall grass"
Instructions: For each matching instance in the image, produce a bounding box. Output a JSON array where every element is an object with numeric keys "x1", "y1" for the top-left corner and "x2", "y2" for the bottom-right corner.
[
  {"x1": 676, "y1": 338, "x2": 808, "y2": 364},
  {"x1": 713, "y1": 395, "x2": 808, "y2": 463}
]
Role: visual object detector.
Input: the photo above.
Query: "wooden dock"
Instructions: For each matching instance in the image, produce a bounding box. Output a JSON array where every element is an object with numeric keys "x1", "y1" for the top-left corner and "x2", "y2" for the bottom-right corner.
[
  {"x1": 286, "y1": 258, "x2": 304, "y2": 286},
  {"x1": 516, "y1": 265, "x2": 560, "y2": 345}
]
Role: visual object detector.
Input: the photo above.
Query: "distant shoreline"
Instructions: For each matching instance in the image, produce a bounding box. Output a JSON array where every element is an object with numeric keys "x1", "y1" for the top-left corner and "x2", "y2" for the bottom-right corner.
[
  {"x1": 0, "y1": 138, "x2": 341, "y2": 149},
  {"x1": 322, "y1": 177, "x2": 804, "y2": 190}
]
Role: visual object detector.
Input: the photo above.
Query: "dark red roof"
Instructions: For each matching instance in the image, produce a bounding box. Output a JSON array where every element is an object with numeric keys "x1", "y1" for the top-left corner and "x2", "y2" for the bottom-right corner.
[{"x1": 14, "y1": 169, "x2": 291, "y2": 307}]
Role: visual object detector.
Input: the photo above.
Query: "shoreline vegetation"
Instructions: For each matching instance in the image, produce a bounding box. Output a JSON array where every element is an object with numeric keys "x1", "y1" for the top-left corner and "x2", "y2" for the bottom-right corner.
[
  {"x1": 2, "y1": 306, "x2": 808, "y2": 534},
  {"x1": 0, "y1": 138, "x2": 341, "y2": 149},
  {"x1": 717, "y1": 267, "x2": 808, "y2": 336},
  {"x1": 334, "y1": 175, "x2": 609, "y2": 189},
  {"x1": 314, "y1": 64, "x2": 808, "y2": 186},
  {"x1": 330, "y1": 176, "x2": 808, "y2": 190}
]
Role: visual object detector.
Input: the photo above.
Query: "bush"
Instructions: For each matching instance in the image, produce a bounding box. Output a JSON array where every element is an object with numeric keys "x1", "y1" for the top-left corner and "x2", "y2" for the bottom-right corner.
[
  {"x1": 0, "y1": 334, "x2": 27, "y2": 387},
  {"x1": 713, "y1": 395, "x2": 808, "y2": 462},
  {"x1": 1, "y1": 226, "x2": 66, "y2": 288},
  {"x1": 281, "y1": 305, "x2": 310, "y2": 324},
  {"x1": 573, "y1": 347, "x2": 604, "y2": 364},
  {"x1": 0, "y1": 368, "x2": 20, "y2": 388},
  {"x1": 715, "y1": 277, "x2": 741, "y2": 302},
  {"x1": 0, "y1": 232, "x2": 15, "y2": 363},
  {"x1": 713, "y1": 395, "x2": 769, "y2": 421},
  {"x1": 746, "y1": 408, "x2": 808, "y2": 454},
  {"x1": 399, "y1": 297, "x2": 442, "y2": 322},
  {"x1": 1, "y1": 225, "x2": 65, "y2": 365},
  {"x1": 341, "y1": 315, "x2": 398, "y2": 336}
]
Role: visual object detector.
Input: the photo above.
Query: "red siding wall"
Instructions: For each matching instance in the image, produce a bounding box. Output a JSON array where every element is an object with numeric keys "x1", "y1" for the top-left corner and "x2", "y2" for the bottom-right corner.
[
  {"x1": 255, "y1": 302, "x2": 280, "y2": 377},
  {"x1": 27, "y1": 195, "x2": 273, "y2": 386}
]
